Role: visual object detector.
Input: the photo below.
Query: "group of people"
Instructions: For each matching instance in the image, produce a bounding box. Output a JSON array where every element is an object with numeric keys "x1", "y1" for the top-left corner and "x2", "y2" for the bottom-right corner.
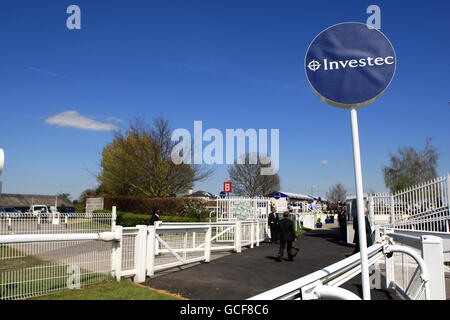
[
  {"x1": 269, "y1": 204, "x2": 373, "y2": 262},
  {"x1": 268, "y1": 206, "x2": 298, "y2": 262}
]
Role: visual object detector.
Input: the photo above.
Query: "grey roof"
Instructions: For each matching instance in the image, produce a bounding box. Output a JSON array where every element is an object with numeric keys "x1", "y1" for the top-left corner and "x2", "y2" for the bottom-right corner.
[
  {"x1": 0, "y1": 193, "x2": 73, "y2": 208},
  {"x1": 184, "y1": 190, "x2": 218, "y2": 199}
]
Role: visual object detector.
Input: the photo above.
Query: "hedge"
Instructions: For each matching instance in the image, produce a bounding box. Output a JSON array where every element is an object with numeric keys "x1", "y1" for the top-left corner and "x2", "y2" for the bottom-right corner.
[
  {"x1": 94, "y1": 210, "x2": 207, "y2": 227},
  {"x1": 87, "y1": 195, "x2": 208, "y2": 216}
]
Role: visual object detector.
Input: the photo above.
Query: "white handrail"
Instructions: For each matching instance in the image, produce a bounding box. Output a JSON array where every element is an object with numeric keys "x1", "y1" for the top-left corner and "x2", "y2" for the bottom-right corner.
[
  {"x1": 0, "y1": 231, "x2": 120, "y2": 243},
  {"x1": 248, "y1": 244, "x2": 384, "y2": 300},
  {"x1": 383, "y1": 244, "x2": 430, "y2": 300},
  {"x1": 313, "y1": 284, "x2": 361, "y2": 300}
]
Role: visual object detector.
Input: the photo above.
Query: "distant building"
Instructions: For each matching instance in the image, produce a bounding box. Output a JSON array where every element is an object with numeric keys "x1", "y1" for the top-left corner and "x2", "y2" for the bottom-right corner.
[
  {"x1": 345, "y1": 193, "x2": 369, "y2": 220},
  {"x1": 0, "y1": 193, "x2": 73, "y2": 212},
  {"x1": 182, "y1": 190, "x2": 218, "y2": 201},
  {"x1": 266, "y1": 191, "x2": 325, "y2": 212}
]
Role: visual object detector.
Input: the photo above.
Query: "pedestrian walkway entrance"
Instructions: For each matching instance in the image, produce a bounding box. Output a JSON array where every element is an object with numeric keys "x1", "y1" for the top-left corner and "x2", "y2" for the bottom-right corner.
[{"x1": 143, "y1": 228, "x2": 401, "y2": 300}]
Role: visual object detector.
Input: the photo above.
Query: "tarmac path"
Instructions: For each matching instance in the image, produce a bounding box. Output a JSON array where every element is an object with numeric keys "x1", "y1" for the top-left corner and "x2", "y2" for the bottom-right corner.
[{"x1": 143, "y1": 227, "x2": 401, "y2": 300}]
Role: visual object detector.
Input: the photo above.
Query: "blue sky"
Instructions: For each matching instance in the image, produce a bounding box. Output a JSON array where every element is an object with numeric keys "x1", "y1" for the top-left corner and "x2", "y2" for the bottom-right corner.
[{"x1": 0, "y1": 1, "x2": 449, "y2": 200}]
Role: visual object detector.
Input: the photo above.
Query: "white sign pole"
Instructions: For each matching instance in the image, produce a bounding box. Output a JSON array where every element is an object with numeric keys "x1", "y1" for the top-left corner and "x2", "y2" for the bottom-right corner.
[{"x1": 349, "y1": 107, "x2": 370, "y2": 300}]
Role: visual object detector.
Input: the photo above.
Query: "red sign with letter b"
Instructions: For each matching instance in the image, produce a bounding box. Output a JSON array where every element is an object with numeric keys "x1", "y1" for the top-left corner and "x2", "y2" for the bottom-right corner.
[{"x1": 224, "y1": 182, "x2": 232, "y2": 193}]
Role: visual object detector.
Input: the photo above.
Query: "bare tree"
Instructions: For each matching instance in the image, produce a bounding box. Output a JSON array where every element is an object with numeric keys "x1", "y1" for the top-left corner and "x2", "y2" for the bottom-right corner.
[
  {"x1": 326, "y1": 183, "x2": 347, "y2": 203},
  {"x1": 227, "y1": 153, "x2": 280, "y2": 197}
]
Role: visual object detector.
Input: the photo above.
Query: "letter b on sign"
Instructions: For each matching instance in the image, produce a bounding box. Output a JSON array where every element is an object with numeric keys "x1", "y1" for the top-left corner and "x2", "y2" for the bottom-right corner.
[{"x1": 224, "y1": 182, "x2": 232, "y2": 193}]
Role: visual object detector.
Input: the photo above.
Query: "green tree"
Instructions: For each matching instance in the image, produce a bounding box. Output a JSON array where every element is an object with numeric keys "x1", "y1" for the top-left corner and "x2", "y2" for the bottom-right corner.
[
  {"x1": 98, "y1": 118, "x2": 212, "y2": 197},
  {"x1": 57, "y1": 193, "x2": 72, "y2": 202},
  {"x1": 227, "y1": 153, "x2": 280, "y2": 197},
  {"x1": 382, "y1": 138, "x2": 439, "y2": 192}
]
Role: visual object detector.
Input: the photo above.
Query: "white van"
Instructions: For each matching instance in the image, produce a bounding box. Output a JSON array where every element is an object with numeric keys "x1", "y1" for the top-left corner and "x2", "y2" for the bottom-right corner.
[{"x1": 29, "y1": 205, "x2": 50, "y2": 217}]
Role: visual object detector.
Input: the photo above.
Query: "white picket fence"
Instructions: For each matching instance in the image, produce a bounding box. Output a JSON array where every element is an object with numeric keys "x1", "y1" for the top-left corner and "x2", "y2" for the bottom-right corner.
[{"x1": 0, "y1": 206, "x2": 268, "y2": 300}]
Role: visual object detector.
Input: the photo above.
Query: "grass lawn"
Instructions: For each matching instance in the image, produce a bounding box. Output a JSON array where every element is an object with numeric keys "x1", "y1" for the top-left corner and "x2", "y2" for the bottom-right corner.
[{"x1": 30, "y1": 279, "x2": 182, "y2": 300}]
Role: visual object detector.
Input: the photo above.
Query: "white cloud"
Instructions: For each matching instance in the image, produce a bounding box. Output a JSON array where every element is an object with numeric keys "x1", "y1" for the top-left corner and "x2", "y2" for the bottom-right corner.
[
  {"x1": 320, "y1": 160, "x2": 328, "y2": 165},
  {"x1": 45, "y1": 111, "x2": 118, "y2": 131}
]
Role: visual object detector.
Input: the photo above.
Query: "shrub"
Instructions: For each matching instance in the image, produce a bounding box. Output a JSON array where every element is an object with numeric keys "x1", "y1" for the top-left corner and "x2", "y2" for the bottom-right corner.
[
  {"x1": 182, "y1": 200, "x2": 210, "y2": 221},
  {"x1": 88, "y1": 195, "x2": 205, "y2": 216},
  {"x1": 93, "y1": 210, "x2": 205, "y2": 227}
]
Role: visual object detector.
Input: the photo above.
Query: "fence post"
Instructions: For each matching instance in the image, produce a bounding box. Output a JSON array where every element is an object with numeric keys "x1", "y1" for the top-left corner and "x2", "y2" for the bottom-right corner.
[
  {"x1": 111, "y1": 225, "x2": 123, "y2": 281},
  {"x1": 382, "y1": 228, "x2": 395, "y2": 290},
  {"x1": 446, "y1": 175, "x2": 450, "y2": 230},
  {"x1": 390, "y1": 195, "x2": 395, "y2": 224},
  {"x1": 250, "y1": 221, "x2": 255, "y2": 249},
  {"x1": 134, "y1": 225, "x2": 147, "y2": 283},
  {"x1": 154, "y1": 221, "x2": 162, "y2": 255},
  {"x1": 256, "y1": 221, "x2": 260, "y2": 246},
  {"x1": 147, "y1": 226, "x2": 156, "y2": 277},
  {"x1": 368, "y1": 195, "x2": 375, "y2": 227},
  {"x1": 234, "y1": 220, "x2": 242, "y2": 253},
  {"x1": 111, "y1": 206, "x2": 117, "y2": 231},
  {"x1": 421, "y1": 235, "x2": 445, "y2": 300},
  {"x1": 205, "y1": 225, "x2": 211, "y2": 262}
]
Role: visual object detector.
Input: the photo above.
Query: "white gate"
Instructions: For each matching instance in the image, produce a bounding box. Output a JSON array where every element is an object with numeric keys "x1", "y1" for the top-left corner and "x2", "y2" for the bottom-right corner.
[{"x1": 215, "y1": 197, "x2": 270, "y2": 221}]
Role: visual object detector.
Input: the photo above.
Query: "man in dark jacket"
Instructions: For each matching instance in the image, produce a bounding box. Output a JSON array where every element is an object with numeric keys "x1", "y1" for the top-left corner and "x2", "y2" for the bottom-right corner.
[
  {"x1": 277, "y1": 211, "x2": 297, "y2": 262},
  {"x1": 268, "y1": 206, "x2": 280, "y2": 244},
  {"x1": 150, "y1": 208, "x2": 161, "y2": 225},
  {"x1": 338, "y1": 206, "x2": 347, "y2": 244}
]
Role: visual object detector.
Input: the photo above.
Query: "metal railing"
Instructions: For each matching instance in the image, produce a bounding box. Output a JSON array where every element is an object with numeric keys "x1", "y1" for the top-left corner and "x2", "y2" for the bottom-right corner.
[
  {"x1": 379, "y1": 230, "x2": 446, "y2": 299},
  {"x1": 0, "y1": 213, "x2": 269, "y2": 299},
  {"x1": 0, "y1": 212, "x2": 114, "y2": 235},
  {"x1": 0, "y1": 230, "x2": 118, "y2": 300},
  {"x1": 0, "y1": 212, "x2": 115, "y2": 300},
  {"x1": 370, "y1": 174, "x2": 450, "y2": 233},
  {"x1": 248, "y1": 233, "x2": 443, "y2": 300}
]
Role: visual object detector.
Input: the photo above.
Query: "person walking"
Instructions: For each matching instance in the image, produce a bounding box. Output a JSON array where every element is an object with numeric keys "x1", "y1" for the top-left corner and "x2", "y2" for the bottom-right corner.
[
  {"x1": 276, "y1": 211, "x2": 298, "y2": 262},
  {"x1": 150, "y1": 207, "x2": 161, "y2": 225},
  {"x1": 268, "y1": 206, "x2": 280, "y2": 244},
  {"x1": 338, "y1": 206, "x2": 347, "y2": 244}
]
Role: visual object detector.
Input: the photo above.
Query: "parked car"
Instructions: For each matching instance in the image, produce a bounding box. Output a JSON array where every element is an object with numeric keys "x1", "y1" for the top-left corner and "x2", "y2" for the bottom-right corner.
[
  {"x1": 63, "y1": 207, "x2": 76, "y2": 218},
  {"x1": 0, "y1": 207, "x2": 23, "y2": 218},
  {"x1": 28, "y1": 205, "x2": 50, "y2": 222}
]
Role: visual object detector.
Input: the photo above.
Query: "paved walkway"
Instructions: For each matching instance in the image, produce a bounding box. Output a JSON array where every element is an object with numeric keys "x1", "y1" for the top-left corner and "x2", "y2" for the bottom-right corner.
[{"x1": 143, "y1": 227, "x2": 401, "y2": 300}]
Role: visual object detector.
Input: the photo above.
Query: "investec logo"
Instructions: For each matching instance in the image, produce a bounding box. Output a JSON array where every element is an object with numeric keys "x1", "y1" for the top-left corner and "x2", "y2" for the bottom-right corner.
[{"x1": 307, "y1": 56, "x2": 394, "y2": 72}]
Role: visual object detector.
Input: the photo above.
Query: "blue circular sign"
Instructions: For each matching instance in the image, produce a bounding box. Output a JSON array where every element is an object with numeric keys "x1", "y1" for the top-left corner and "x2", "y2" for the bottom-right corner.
[{"x1": 305, "y1": 22, "x2": 396, "y2": 109}]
